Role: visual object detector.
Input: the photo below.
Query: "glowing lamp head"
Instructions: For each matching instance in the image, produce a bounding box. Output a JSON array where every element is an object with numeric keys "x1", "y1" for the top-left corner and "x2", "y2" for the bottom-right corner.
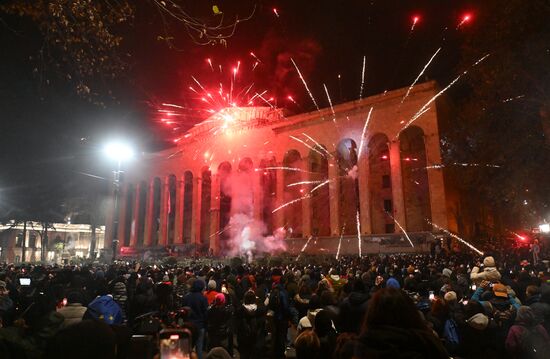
[
  {"x1": 463, "y1": 14, "x2": 471, "y2": 22},
  {"x1": 412, "y1": 15, "x2": 420, "y2": 24},
  {"x1": 104, "y1": 142, "x2": 134, "y2": 162}
]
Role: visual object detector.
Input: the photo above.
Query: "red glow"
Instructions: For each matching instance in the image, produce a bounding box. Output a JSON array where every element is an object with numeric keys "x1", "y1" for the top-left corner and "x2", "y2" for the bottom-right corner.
[
  {"x1": 381, "y1": 155, "x2": 389, "y2": 160},
  {"x1": 404, "y1": 157, "x2": 411, "y2": 161},
  {"x1": 463, "y1": 14, "x2": 472, "y2": 22},
  {"x1": 412, "y1": 15, "x2": 420, "y2": 24},
  {"x1": 273, "y1": 8, "x2": 280, "y2": 17}
]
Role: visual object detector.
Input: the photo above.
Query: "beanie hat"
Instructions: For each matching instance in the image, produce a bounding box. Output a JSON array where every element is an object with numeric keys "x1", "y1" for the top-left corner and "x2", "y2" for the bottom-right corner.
[
  {"x1": 442, "y1": 268, "x2": 452, "y2": 278},
  {"x1": 386, "y1": 277, "x2": 400, "y2": 289},
  {"x1": 444, "y1": 291, "x2": 457, "y2": 302},
  {"x1": 466, "y1": 313, "x2": 489, "y2": 330},
  {"x1": 206, "y1": 347, "x2": 232, "y2": 359},
  {"x1": 208, "y1": 280, "x2": 217, "y2": 290},
  {"x1": 483, "y1": 256, "x2": 496, "y2": 267}
]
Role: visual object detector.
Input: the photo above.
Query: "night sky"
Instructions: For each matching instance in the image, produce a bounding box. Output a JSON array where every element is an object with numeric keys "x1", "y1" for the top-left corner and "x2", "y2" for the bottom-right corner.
[{"x1": 0, "y1": 1, "x2": 476, "y2": 221}]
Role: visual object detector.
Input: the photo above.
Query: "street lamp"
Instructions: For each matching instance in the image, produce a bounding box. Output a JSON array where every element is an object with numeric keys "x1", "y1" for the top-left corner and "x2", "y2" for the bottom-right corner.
[{"x1": 103, "y1": 141, "x2": 134, "y2": 262}]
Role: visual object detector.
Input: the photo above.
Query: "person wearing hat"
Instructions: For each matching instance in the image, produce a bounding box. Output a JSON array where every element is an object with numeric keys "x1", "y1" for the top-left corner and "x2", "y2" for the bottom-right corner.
[
  {"x1": 470, "y1": 256, "x2": 502, "y2": 284},
  {"x1": 205, "y1": 279, "x2": 219, "y2": 305},
  {"x1": 57, "y1": 291, "x2": 87, "y2": 328},
  {"x1": 505, "y1": 306, "x2": 550, "y2": 358},
  {"x1": 207, "y1": 293, "x2": 232, "y2": 352}
]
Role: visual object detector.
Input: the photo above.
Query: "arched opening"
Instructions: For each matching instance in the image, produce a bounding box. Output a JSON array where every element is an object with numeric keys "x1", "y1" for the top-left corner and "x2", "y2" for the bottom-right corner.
[
  {"x1": 259, "y1": 157, "x2": 277, "y2": 234},
  {"x1": 283, "y1": 150, "x2": 303, "y2": 237},
  {"x1": 337, "y1": 139, "x2": 360, "y2": 234},
  {"x1": 167, "y1": 175, "x2": 177, "y2": 245},
  {"x1": 123, "y1": 183, "x2": 135, "y2": 246},
  {"x1": 309, "y1": 146, "x2": 330, "y2": 236},
  {"x1": 200, "y1": 168, "x2": 212, "y2": 251},
  {"x1": 400, "y1": 126, "x2": 432, "y2": 231},
  {"x1": 232, "y1": 157, "x2": 254, "y2": 216},
  {"x1": 218, "y1": 162, "x2": 232, "y2": 247},
  {"x1": 368, "y1": 134, "x2": 394, "y2": 233},
  {"x1": 137, "y1": 181, "x2": 147, "y2": 246},
  {"x1": 151, "y1": 178, "x2": 162, "y2": 246},
  {"x1": 183, "y1": 172, "x2": 193, "y2": 244}
]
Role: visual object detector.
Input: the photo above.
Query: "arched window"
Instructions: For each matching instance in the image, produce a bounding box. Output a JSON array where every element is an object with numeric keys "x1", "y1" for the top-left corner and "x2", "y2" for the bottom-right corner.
[
  {"x1": 152, "y1": 177, "x2": 162, "y2": 246},
  {"x1": 337, "y1": 139, "x2": 360, "y2": 234},
  {"x1": 400, "y1": 126, "x2": 432, "y2": 231},
  {"x1": 167, "y1": 175, "x2": 177, "y2": 245},
  {"x1": 259, "y1": 157, "x2": 277, "y2": 234},
  {"x1": 309, "y1": 146, "x2": 330, "y2": 236},
  {"x1": 182, "y1": 172, "x2": 193, "y2": 243},
  {"x1": 137, "y1": 181, "x2": 147, "y2": 246},
  {"x1": 283, "y1": 150, "x2": 303, "y2": 237},
  {"x1": 200, "y1": 168, "x2": 212, "y2": 250},
  {"x1": 368, "y1": 134, "x2": 394, "y2": 233},
  {"x1": 218, "y1": 162, "x2": 232, "y2": 247}
]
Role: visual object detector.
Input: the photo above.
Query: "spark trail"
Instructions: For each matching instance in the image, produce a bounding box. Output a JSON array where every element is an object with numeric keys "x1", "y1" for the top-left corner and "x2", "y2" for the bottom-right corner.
[
  {"x1": 357, "y1": 107, "x2": 374, "y2": 159},
  {"x1": 291, "y1": 58, "x2": 320, "y2": 111},
  {"x1": 290, "y1": 135, "x2": 326, "y2": 158},
  {"x1": 359, "y1": 55, "x2": 366, "y2": 99},
  {"x1": 296, "y1": 235, "x2": 313, "y2": 261},
  {"x1": 287, "y1": 180, "x2": 327, "y2": 188},
  {"x1": 385, "y1": 211, "x2": 414, "y2": 247},
  {"x1": 396, "y1": 54, "x2": 490, "y2": 138},
  {"x1": 323, "y1": 84, "x2": 336, "y2": 117},
  {"x1": 263, "y1": 167, "x2": 316, "y2": 174},
  {"x1": 302, "y1": 133, "x2": 333, "y2": 158},
  {"x1": 426, "y1": 219, "x2": 484, "y2": 256},
  {"x1": 272, "y1": 194, "x2": 311, "y2": 214},
  {"x1": 356, "y1": 211, "x2": 362, "y2": 257},
  {"x1": 400, "y1": 47, "x2": 441, "y2": 104},
  {"x1": 336, "y1": 224, "x2": 346, "y2": 260}
]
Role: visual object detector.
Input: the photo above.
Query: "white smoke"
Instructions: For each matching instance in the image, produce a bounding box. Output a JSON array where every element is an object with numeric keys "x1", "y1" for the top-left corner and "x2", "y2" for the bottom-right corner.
[{"x1": 222, "y1": 167, "x2": 287, "y2": 260}]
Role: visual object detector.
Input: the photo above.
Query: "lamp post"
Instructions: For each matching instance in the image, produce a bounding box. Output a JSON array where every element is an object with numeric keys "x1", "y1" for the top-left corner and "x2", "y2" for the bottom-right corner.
[{"x1": 104, "y1": 142, "x2": 134, "y2": 262}]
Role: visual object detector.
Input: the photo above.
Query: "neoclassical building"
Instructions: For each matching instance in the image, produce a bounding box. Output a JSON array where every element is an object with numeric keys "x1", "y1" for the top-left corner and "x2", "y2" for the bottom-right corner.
[{"x1": 107, "y1": 81, "x2": 451, "y2": 257}]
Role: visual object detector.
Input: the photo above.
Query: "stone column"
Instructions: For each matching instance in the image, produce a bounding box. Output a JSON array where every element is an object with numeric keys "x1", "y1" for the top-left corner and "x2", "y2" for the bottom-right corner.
[
  {"x1": 129, "y1": 183, "x2": 141, "y2": 247},
  {"x1": 253, "y1": 169, "x2": 263, "y2": 222},
  {"x1": 301, "y1": 160, "x2": 312, "y2": 238},
  {"x1": 328, "y1": 157, "x2": 341, "y2": 235},
  {"x1": 210, "y1": 174, "x2": 221, "y2": 255},
  {"x1": 174, "y1": 176, "x2": 185, "y2": 245},
  {"x1": 158, "y1": 177, "x2": 169, "y2": 247},
  {"x1": 104, "y1": 185, "x2": 116, "y2": 250},
  {"x1": 357, "y1": 156, "x2": 372, "y2": 234},
  {"x1": 274, "y1": 165, "x2": 285, "y2": 229},
  {"x1": 116, "y1": 183, "x2": 129, "y2": 247},
  {"x1": 424, "y1": 131, "x2": 448, "y2": 228},
  {"x1": 143, "y1": 180, "x2": 155, "y2": 247},
  {"x1": 191, "y1": 176, "x2": 203, "y2": 250},
  {"x1": 389, "y1": 141, "x2": 407, "y2": 232}
]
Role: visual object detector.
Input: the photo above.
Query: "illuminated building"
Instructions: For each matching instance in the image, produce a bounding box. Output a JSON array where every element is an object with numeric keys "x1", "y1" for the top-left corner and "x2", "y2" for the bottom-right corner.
[{"x1": 106, "y1": 81, "x2": 450, "y2": 256}]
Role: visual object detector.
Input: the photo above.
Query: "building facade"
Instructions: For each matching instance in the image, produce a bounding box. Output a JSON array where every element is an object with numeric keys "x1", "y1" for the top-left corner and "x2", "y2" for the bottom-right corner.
[
  {"x1": 0, "y1": 222, "x2": 105, "y2": 263},
  {"x1": 107, "y1": 81, "x2": 450, "y2": 256}
]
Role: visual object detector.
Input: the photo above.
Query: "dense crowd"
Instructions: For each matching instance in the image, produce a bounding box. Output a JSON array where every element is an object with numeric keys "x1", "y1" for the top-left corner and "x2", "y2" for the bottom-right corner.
[{"x1": 0, "y1": 244, "x2": 549, "y2": 359}]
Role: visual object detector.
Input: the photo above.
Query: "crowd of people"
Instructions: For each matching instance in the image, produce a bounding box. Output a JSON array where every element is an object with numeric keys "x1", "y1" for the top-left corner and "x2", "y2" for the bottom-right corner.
[{"x1": 0, "y1": 245, "x2": 549, "y2": 359}]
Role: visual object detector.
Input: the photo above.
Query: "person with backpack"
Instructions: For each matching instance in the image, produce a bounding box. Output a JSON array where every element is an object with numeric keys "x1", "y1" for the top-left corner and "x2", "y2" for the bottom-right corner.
[{"x1": 505, "y1": 306, "x2": 550, "y2": 359}]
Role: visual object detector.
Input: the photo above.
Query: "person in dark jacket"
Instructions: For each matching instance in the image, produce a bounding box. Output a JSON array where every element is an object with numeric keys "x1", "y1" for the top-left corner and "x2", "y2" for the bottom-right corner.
[
  {"x1": 360, "y1": 288, "x2": 449, "y2": 358},
  {"x1": 207, "y1": 293, "x2": 232, "y2": 351},
  {"x1": 237, "y1": 290, "x2": 267, "y2": 359},
  {"x1": 314, "y1": 309, "x2": 337, "y2": 359},
  {"x1": 505, "y1": 305, "x2": 550, "y2": 359},
  {"x1": 338, "y1": 279, "x2": 369, "y2": 334},
  {"x1": 530, "y1": 283, "x2": 550, "y2": 332},
  {"x1": 183, "y1": 279, "x2": 208, "y2": 359}
]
